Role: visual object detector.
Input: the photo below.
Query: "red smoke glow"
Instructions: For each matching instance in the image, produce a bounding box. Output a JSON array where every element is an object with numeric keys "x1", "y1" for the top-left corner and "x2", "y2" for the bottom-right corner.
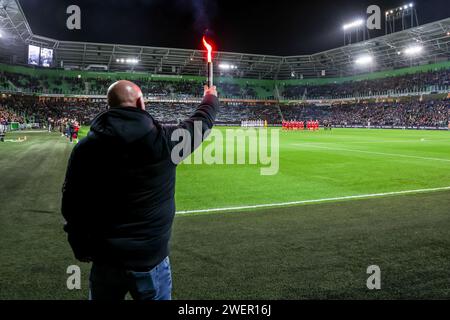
[{"x1": 202, "y1": 36, "x2": 213, "y2": 63}]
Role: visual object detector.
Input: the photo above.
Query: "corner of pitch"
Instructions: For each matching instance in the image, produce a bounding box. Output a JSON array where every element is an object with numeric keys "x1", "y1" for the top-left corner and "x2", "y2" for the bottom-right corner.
[{"x1": 170, "y1": 121, "x2": 280, "y2": 176}]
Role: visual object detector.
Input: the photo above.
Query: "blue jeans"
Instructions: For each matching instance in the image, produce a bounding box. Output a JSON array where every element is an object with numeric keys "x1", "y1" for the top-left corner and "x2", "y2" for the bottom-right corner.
[{"x1": 89, "y1": 257, "x2": 172, "y2": 300}]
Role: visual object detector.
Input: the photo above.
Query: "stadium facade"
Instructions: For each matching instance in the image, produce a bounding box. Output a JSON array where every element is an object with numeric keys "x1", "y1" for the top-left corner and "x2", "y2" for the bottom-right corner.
[
  {"x1": 0, "y1": 1, "x2": 449, "y2": 134},
  {"x1": 1, "y1": 0, "x2": 449, "y2": 80}
]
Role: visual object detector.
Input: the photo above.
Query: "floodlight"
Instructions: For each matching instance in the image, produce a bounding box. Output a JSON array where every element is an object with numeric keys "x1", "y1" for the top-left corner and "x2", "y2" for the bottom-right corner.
[
  {"x1": 116, "y1": 58, "x2": 139, "y2": 64},
  {"x1": 409, "y1": 3, "x2": 414, "y2": 7},
  {"x1": 219, "y1": 63, "x2": 237, "y2": 70},
  {"x1": 343, "y1": 19, "x2": 364, "y2": 31},
  {"x1": 125, "y1": 58, "x2": 139, "y2": 64},
  {"x1": 355, "y1": 55, "x2": 374, "y2": 65},
  {"x1": 0, "y1": 31, "x2": 3, "y2": 38},
  {"x1": 404, "y1": 45, "x2": 423, "y2": 55}
]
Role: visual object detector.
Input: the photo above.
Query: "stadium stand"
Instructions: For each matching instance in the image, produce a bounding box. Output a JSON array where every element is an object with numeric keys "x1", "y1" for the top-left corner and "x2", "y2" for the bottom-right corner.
[
  {"x1": 0, "y1": 46, "x2": 449, "y2": 131},
  {"x1": 281, "y1": 68, "x2": 450, "y2": 100},
  {"x1": 144, "y1": 103, "x2": 279, "y2": 125},
  {"x1": 1, "y1": 93, "x2": 448, "y2": 129},
  {"x1": 0, "y1": 95, "x2": 107, "y2": 125},
  {"x1": 2, "y1": 63, "x2": 450, "y2": 101},
  {"x1": 0, "y1": 65, "x2": 275, "y2": 99},
  {"x1": 280, "y1": 99, "x2": 449, "y2": 128},
  {"x1": 0, "y1": 94, "x2": 282, "y2": 126}
]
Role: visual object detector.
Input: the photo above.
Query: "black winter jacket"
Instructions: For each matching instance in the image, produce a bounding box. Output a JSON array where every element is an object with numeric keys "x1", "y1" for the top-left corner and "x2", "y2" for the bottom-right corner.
[{"x1": 61, "y1": 94, "x2": 219, "y2": 269}]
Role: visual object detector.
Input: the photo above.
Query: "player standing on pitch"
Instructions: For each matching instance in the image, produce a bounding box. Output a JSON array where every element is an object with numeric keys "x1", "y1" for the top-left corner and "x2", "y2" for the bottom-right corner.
[{"x1": 61, "y1": 80, "x2": 219, "y2": 300}]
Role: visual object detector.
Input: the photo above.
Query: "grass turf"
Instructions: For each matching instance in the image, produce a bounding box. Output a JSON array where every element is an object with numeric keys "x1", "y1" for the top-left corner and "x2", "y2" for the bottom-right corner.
[
  {"x1": 0, "y1": 128, "x2": 449, "y2": 299},
  {"x1": 174, "y1": 128, "x2": 450, "y2": 212}
]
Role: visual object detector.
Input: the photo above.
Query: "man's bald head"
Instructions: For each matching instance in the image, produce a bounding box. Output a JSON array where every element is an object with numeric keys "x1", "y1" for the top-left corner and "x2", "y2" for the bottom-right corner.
[{"x1": 107, "y1": 80, "x2": 145, "y2": 110}]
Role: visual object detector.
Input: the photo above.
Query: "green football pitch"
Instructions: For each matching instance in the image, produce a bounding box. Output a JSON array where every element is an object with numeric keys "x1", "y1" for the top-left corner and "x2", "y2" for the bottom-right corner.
[{"x1": 0, "y1": 128, "x2": 449, "y2": 299}]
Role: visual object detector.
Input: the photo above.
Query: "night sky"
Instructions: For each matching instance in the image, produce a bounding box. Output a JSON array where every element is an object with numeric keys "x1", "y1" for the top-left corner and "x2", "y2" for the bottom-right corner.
[{"x1": 19, "y1": 0, "x2": 450, "y2": 56}]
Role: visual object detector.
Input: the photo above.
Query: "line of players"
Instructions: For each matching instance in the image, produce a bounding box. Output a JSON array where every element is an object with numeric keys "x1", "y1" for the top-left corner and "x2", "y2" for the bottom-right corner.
[
  {"x1": 241, "y1": 120, "x2": 268, "y2": 128},
  {"x1": 282, "y1": 120, "x2": 320, "y2": 131}
]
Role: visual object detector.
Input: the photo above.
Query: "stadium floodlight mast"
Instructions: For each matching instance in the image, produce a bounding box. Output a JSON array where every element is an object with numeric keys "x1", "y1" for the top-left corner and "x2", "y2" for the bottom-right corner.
[
  {"x1": 385, "y1": 3, "x2": 414, "y2": 16},
  {"x1": 342, "y1": 19, "x2": 366, "y2": 45},
  {"x1": 342, "y1": 19, "x2": 364, "y2": 31},
  {"x1": 385, "y1": 3, "x2": 418, "y2": 35}
]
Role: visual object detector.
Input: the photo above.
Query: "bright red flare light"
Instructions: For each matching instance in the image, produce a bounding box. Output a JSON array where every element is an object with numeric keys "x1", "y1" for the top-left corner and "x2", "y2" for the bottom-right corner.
[{"x1": 202, "y1": 36, "x2": 213, "y2": 63}]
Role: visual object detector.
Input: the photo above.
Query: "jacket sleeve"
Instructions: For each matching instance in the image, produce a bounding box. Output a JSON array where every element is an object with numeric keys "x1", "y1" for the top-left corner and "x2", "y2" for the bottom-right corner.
[
  {"x1": 61, "y1": 145, "x2": 93, "y2": 260},
  {"x1": 160, "y1": 94, "x2": 219, "y2": 163}
]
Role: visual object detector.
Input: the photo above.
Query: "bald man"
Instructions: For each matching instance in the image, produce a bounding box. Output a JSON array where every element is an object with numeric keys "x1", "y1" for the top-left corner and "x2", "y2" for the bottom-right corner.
[{"x1": 62, "y1": 80, "x2": 219, "y2": 300}]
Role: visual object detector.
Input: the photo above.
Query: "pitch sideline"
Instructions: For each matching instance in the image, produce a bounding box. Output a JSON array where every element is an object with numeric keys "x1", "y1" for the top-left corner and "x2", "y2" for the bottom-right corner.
[{"x1": 176, "y1": 186, "x2": 450, "y2": 215}]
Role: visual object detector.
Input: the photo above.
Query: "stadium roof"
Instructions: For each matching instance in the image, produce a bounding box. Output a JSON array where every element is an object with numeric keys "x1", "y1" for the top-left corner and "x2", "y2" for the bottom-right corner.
[
  {"x1": 0, "y1": 0, "x2": 33, "y2": 62},
  {"x1": 0, "y1": 0, "x2": 449, "y2": 80}
]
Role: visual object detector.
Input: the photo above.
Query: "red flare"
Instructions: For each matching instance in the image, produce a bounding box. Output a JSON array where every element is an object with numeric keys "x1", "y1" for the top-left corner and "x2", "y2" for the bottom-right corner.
[{"x1": 202, "y1": 36, "x2": 213, "y2": 63}]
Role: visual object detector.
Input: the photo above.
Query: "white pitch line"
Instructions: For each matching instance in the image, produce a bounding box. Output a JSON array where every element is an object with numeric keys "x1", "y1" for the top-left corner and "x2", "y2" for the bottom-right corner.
[
  {"x1": 3, "y1": 140, "x2": 25, "y2": 143},
  {"x1": 7, "y1": 130, "x2": 48, "y2": 134},
  {"x1": 176, "y1": 186, "x2": 450, "y2": 215},
  {"x1": 335, "y1": 140, "x2": 450, "y2": 144},
  {"x1": 293, "y1": 143, "x2": 450, "y2": 163}
]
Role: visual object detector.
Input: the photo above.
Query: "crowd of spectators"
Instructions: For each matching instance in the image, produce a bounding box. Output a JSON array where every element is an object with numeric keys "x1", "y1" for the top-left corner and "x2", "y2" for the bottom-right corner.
[
  {"x1": 1, "y1": 94, "x2": 279, "y2": 126},
  {"x1": 1, "y1": 93, "x2": 448, "y2": 130},
  {"x1": 280, "y1": 99, "x2": 449, "y2": 127},
  {"x1": 282, "y1": 69, "x2": 450, "y2": 99},
  {"x1": 2, "y1": 67, "x2": 450, "y2": 101},
  {"x1": 135, "y1": 103, "x2": 280, "y2": 125},
  {"x1": 0, "y1": 70, "x2": 270, "y2": 99},
  {"x1": 0, "y1": 95, "x2": 108, "y2": 126},
  {"x1": 0, "y1": 108, "x2": 24, "y2": 124},
  {"x1": 1, "y1": 71, "x2": 55, "y2": 93}
]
